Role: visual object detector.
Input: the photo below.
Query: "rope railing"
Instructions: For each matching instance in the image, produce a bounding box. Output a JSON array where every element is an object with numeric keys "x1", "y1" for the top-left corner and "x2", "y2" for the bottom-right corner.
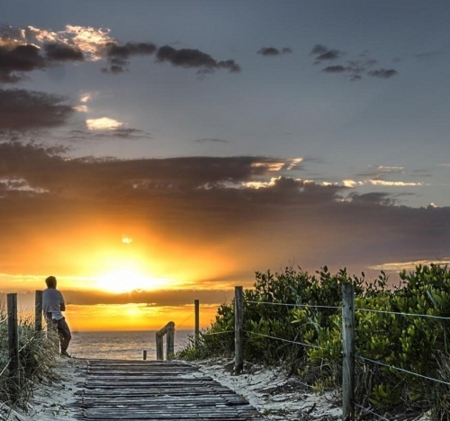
[
  {"x1": 356, "y1": 307, "x2": 450, "y2": 321},
  {"x1": 201, "y1": 330, "x2": 234, "y2": 336},
  {"x1": 246, "y1": 300, "x2": 341, "y2": 310},
  {"x1": 353, "y1": 402, "x2": 391, "y2": 421},
  {"x1": 175, "y1": 312, "x2": 194, "y2": 330},
  {"x1": 355, "y1": 354, "x2": 450, "y2": 387},
  {"x1": 243, "y1": 329, "x2": 322, "y2": 350}
]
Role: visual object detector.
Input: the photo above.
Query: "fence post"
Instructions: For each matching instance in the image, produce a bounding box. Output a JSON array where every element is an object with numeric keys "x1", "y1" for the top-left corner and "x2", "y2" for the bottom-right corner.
[
  {"x1": 194, "y1": 299, "x2": 200, "y2": 348},
  {"x1": 35, "y1": 290, "x2": 43, "y2": 332},
  {"x1": 156, "y1": 334, "x2": 163, "y2": 360},
  {"x1": 234, "y1": 286, "x2": 244, "y2": 375},
  {"x1": 166, "y1": 321, "x2": 175, "y2": 360},
  {"x1": 342, "y1": 283, "x2": 355, "y2": 421},
  {"x1": 7, "y1": 293, "x2": 20, "y2": 404}
]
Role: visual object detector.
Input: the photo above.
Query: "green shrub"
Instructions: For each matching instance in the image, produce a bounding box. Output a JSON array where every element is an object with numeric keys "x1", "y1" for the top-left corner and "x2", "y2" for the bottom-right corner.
[{"x1": 180, "y1": 264, "x2": 450, "y2": 419}]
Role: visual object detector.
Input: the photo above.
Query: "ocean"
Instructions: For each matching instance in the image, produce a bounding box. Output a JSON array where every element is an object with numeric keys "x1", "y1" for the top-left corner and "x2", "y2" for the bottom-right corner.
[{"x1": 69, "y1": 330, "x2": 194, "y2": 360}]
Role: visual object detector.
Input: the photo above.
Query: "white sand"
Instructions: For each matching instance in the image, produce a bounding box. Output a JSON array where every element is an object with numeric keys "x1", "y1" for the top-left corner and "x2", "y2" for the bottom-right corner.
[
  {"x1": 194, "y1": 358, "x2": 342, "y2": 421},
  {"x1": 2, "y1": 357, "x2": 85, "y2": 421}
]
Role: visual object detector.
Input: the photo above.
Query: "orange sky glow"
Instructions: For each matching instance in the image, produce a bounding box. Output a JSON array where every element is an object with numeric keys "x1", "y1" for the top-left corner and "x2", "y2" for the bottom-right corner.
[
  {"x1": 65, "y1": 303, "x2": 221, "y2": 331},
  {"x1": 2, "y1": 151, "x2": 450, "y2": 332},
  {"x1": 3, "y1": 227, "x2": 248, "y2": 331}
]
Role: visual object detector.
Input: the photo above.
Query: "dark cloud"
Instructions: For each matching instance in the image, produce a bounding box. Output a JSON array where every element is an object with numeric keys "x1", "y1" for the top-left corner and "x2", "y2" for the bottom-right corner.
[
  {"x1": 322, "y1": 65, "x2": 347, "y2": 73},
  {"x1": 195, "y1": 138, "x2": 229, "y2": 144},
  {"x1": 310, "y1": 44, "x2": 344, "y2": 63},
  {"x1": 67, "y1": 128, "x2": 152, "y2": 141},
  {"x1": 106, "y1": 42, "x2": 157, "y2": 58},
  {"x1": 310, "y1": 44, "x2": 328, "y2": 55},
  {"x1": 350, "y1": 192, "x2": 393, "y2": 206},
  {"x1": 63, "y1": 289, "x2": 232, "y2": 306},
  {"x1": 313, "y1": 45, "x2": 398, "y2": 81},
  {"x1": 156, "y1": 46, "x2": 241, "y2": 73},
  {"x1": 0, "y1": 27, "x2": 100, "y2": 79},
  {"x1": 43, "y1": 42, "x2": 84, "y2": 61},
  {"x1": 0, "y1": 44, "x2": 44, "y2": 72},
  {"x1": 257, "y1": 47, "x2": 292, "y2": 56},
  {"x1": 0, "y1": 44, "x2": 45, "y2": 82},
  {"x1": 367, "y1": 69, "x2": 398, "y2": 79},
  {"x1": 0, "y1": 40, "x2": 84, "y2": 83},
  {"x1": 102, "y1": 41, "x2": 157, "y2": 73},
  {"x1": 0, "y1": 89, "x2": 74, "y2": 130}
]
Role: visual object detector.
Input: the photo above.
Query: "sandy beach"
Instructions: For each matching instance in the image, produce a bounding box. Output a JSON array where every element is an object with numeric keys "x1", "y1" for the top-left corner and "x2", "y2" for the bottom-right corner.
[
  {"x1": 194, "y1": 358, "x2": 342, "y2": 421},
  {"x1": 2, "y1": 357, "x2": 84, "y2": 421},
  {"x1": 1, "y1": 356, "x2": 343, "y2": 421}
]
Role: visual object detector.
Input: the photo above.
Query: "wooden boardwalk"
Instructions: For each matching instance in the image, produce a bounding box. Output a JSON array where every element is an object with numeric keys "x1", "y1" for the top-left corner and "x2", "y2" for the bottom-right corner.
[{"x1": 74, "y1": 359, "x2": 268, "y2": 420}]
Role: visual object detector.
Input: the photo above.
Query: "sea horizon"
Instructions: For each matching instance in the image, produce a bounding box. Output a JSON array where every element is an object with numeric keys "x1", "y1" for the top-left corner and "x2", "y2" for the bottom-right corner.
[{"x1": 70, "y1": 329, "x2": 194, "y2": 360}]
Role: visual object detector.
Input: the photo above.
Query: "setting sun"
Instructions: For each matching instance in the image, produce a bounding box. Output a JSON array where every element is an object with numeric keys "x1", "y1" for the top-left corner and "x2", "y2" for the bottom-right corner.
[{"x1": 94, "y1": 269, "x2": 170, "y2": 293}]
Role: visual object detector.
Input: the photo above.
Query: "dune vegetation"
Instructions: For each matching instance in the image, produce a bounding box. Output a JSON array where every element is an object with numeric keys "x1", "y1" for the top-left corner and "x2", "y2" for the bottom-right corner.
[
  {"x1": 178, "y1": 264, "x2": 450, "y2": 420},
  {"x1": 0, "y1": 315, "x2": 58, "y2": 414}
]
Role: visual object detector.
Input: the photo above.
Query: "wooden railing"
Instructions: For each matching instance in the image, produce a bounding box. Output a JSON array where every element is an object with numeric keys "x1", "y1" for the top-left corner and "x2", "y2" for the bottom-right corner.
[{"x1": 155, "y1": 321, "x2": 175, "y2": 360}]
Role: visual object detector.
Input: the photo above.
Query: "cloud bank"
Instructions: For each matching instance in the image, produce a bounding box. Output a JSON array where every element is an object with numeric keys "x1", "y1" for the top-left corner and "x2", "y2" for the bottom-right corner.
[
  {"x1": 0, "y1": 24, "x2": 241, "y2": 81},
  {"x1": 0, "y1": 142, "x2": 449, "y2": 291}
]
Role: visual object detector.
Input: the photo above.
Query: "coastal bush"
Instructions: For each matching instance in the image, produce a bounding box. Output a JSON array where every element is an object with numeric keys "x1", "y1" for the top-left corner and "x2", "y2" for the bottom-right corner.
[{"x1": 181, "y1": 264, "x2": 450, "y2": 419}]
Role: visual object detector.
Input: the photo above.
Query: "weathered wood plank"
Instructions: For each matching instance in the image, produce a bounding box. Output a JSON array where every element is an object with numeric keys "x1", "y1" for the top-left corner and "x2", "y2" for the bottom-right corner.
[{"x1": 75, "y1": 359, "x2": 267, "y2": 420}]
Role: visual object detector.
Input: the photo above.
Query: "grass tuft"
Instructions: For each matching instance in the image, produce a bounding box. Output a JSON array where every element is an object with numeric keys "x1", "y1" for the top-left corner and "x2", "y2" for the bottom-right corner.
[{"x1": 0, "y1": 312, "x2": 59, "y2": 410}]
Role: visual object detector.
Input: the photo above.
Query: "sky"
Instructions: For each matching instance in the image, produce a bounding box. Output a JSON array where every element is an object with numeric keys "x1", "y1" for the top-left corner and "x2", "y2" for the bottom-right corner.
[{"x1": 1, "y1": 0, "x2": 450, "y2": 330}]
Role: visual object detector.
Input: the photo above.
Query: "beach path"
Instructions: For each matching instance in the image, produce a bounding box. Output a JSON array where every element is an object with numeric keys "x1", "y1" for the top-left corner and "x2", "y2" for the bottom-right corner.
[{"x1": 74, "y1": 359, "x2": 268, "y2": 420}]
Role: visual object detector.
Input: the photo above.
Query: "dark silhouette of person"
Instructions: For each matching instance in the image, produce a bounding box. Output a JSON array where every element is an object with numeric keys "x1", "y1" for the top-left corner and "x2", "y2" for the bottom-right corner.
[{"x1": 42, "y1": 276, "x2": 72, "y2": 357}]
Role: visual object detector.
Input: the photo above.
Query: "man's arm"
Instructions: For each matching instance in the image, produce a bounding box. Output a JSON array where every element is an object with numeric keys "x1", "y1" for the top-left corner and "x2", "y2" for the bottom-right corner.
[{"x1": 59, "y1": 291, "x2": 66, "y2": 312}]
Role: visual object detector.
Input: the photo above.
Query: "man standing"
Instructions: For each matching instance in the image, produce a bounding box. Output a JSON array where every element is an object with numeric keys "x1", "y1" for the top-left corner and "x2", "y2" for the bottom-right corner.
[{"x1": 42, "y1": 276, "x2": 72, "y2": 357}]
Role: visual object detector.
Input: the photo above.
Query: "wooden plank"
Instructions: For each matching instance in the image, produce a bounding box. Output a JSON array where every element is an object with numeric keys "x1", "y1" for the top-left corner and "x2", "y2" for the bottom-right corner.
[{"x1": 75, "y1": 359, "x2": 267, "y2": 420}]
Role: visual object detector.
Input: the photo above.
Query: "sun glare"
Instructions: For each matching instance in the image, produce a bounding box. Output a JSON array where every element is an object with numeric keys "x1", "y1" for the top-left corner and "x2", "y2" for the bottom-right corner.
[{"x1": 95, "y1": 269, "x2": 169, "y2": 293}]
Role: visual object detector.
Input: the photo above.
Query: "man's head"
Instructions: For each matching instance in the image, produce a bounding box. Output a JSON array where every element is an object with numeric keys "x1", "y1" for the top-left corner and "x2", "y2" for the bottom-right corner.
[{"x1": 45, "y1": 276, "x2": 57, "y2": 288}]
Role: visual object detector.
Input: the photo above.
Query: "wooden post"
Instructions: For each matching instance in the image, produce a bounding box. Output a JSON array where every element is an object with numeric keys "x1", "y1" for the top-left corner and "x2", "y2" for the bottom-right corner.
[
  {"x1": 234, "y1": 286, "x2": 244, "y2": 375},
  {"x1": 156, "y1": 334, "x2": 163, "y2": 360},
  {"x1": 166, "y1": 321, "x2": 175, "y2": 360},
  {"x1": 156, "y1": 321, "x2": 175, "y2": 360},
  {"x1": 142, "y1": 350, "x2": 147, "y2": 360},
  {"x1": 7, "y1": 293, "x2": 20, "y2": 403},
  {"x1": 194, "y1": 299, "x2": 200, "y2": 348},
  {"x1": 35, "y1": 290, "x2": 43, "y2": 332},
  {"x1": 342, "y1": 283, "x2": 355, "y2": 421}
]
